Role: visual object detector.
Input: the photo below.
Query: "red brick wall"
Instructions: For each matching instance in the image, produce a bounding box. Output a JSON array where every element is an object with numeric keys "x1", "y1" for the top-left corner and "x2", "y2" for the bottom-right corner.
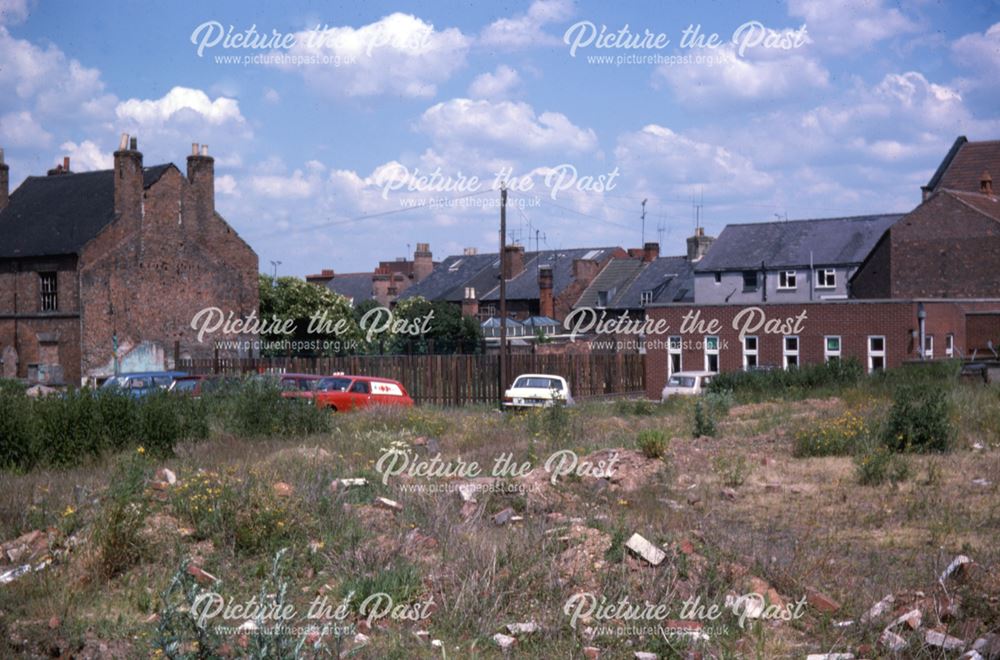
[
  {"x1": 643, "y1": 300, "x2": 1000, "y2": 399},
  {"x1": 78, "y1": 165, "x2": 258, "y2": 379}
]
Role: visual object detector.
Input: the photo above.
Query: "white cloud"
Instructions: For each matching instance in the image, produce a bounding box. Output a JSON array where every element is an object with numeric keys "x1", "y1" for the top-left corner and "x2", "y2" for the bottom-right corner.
[
  {"x1": 0, "y1": 110, "x2": 51, "y2": 147},
  {"x1": 263, "y1": 87, "x2": 281, "y2": 104},
  {"x1": 654, "y1": 44, "x2": 828, "y2": 104},
  {"x1": 0, "y1": 0, "x2": 29, "y2": 26},
  {"x1": 468, "y1": 65, "x2": 522, "y2": 100},
  {"x1": 249, "y1": 169, "x2": 319, "y2": 199},
  {"x1": 614, "y1": 124, "x2": 774, "y2": 200},
  {"x1": 58, "y1": 139, "x2": 110, "y2": 171},
  {"x1": 479, "y1": 0, "x2": 573, "y2": 49},
  {"x1": 275, "y1": 13, "x2": 470, "y2": 98},
  {"x1": 952, "y1": 22, "x2": 1000, "y2": 100},
  {"x1": 787, "y1": 0, "x2": 919, "y2": 54},
  {"x1": 116, "y1": 87, "x2": 245, "y2": 127},
  {"x1": 418, "y1": 98, "x2": 598, "y2": 154}
]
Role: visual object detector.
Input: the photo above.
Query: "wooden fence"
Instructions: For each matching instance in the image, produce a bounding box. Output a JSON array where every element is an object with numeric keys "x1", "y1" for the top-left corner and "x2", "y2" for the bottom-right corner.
[{"x1": 176, "y1": 353, "x2": 645, "y2": 406}]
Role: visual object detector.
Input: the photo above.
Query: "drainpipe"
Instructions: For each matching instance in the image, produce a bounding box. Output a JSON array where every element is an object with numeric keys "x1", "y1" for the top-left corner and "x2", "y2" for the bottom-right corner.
[
  {"x1": 917, "y1": 302, "x2": 926, "y2": 360},
  {"x1": 761, "y1": 260, "x2": 767, "y2": 302}
]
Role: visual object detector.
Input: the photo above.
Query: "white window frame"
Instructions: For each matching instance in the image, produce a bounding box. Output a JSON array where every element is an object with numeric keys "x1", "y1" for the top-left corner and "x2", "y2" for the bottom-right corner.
[
  {"x1": 923, "y1": 335, "x2": 934, "y2": 359},
  {"x1": 704, "y1": 335, "x2": 720, "y2": 373},
  {"x1": 778, "y1": 271, "x2": 797, "y2": 290},
  {"x1": 868, "y1": 335, "x2": 886, "y2": 373},
  {"x1": 945, "y1": 334, "x2": 954, "y2": 358},
  {"x1": 742, "y1": 336, "x2": 758, "y2": 370},
  {"x1": 816, "y1": 268, "x2": 836, "y2": 289},
  {"x1": 639, "y1": 290, "x2": 653, "y2": 306},
  {"x1": 668, "y1": 336, "x2": 683, "y2": 376},
  {"x1": 783, "y1": 335, "x2": 799, "y2": 369},
  {"x1": 824, "y1": 335, "x2": 841, "y2": 362}
]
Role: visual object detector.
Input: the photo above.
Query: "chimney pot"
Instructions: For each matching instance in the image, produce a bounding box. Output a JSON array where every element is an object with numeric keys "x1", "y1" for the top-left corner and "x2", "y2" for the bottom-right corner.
[
  {"x1": 119, "y1": 133, "x2": 129, "y2": 150},
  {"x1": 192, "y1": 142, "x2": 199, "y2": 156},
  {"x1": 0, "y1": 147, "x2": 9, "y2": 213},
  {"x1": 129, "y1": 136, "x2": 137, "y2": 151},
  {"x1": 201, "y1": 144, "x2": 209, "y2": 156},
  {"x1": 63, "y1": 156, "x2": 70, "y2": 171},
  {"x1": 0, "y1": 147, "x2": 5, "y2": 164}
]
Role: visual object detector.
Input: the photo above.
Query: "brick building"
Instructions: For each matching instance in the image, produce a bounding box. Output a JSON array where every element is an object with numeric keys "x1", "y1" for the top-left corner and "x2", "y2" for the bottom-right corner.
[
  {"x1": 643, "y1": 136, "x2": 1000, "y2": 396},
  {"x1": 306, "y1": 243, "x2": 436, "y2": 307},
  {"x1": 0, "y1": 136, "x2": 259, "y2": 385}
]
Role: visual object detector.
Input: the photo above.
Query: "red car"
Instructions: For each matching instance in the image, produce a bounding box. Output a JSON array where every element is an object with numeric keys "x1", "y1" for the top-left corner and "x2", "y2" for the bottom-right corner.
[
  {"x1": 313, "y1": 374, "x2": 414, "y2": 411},
  {"x1": 278, "y1": 373, "x2": 323, "y2": 400}
]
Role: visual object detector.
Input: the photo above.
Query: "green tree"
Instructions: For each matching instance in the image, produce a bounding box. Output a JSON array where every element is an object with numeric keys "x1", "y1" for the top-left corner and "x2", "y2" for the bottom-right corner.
[
  {"x1": 257, "y1": 274, "x2": 361, "y2": 356},
  {"x1": 384, "y1": 297, "x2": 483, "y2": 354}
]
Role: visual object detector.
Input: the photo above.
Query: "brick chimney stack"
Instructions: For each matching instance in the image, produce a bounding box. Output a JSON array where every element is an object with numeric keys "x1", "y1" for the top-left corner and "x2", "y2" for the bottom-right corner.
[
  {"x1": 113, "y1": 133, "x2": 143, "y2": 220},
  {"x1": 643, "y1": 242, "x2": 660, "y2": 262},
  {"x1": 413, "y1": 242, "x2": 433, "y2": 281},
  {"x1": 461, "y1": 287, "x2": 479, "y2": 318},
  {"x1": 538, "y1": 265, "x2": 554, "y2": 318},
  {"x1": 47, "y1": 156, "x2": 72, "y2": 176},
  {"x1": 686, "y1": 227, "x2": 715, "y2": 262},
  {"x1": 982, "y1": 170, "x2": 994, "y2": 196},
  {"x1": 572, "y1": 258, "x2": 599, "y2": 282},
  {"x1": 502, "y1": 244, "x2": 525, "y2": 280},
  {"x1": 187, "y1": 142, "x2": 215, "y2": 218},
  {"x1": 0, "y1": 148, "x2": 9, "y2": 213}
]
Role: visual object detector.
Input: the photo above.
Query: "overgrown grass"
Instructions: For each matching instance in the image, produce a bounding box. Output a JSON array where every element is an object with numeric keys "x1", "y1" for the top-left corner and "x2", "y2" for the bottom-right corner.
[{"x1": 707, "y1": 358, "x2": 864, "y2": 402}]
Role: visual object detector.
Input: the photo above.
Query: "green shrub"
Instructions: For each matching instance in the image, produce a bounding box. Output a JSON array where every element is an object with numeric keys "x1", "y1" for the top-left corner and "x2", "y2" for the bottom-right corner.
[
  {"x1": 636, "y1": 429, "x2": 669, "y2": 459},
  {"x1": 94, "y1": 449, "x2": 151, "y2": 578},
  {"x1": 713, "y1": 453, "x2": 751, "y2": 487},
  {"x1": 0, "y1": 386, "x2": 39, "y2": 470},
  {"x1": 206, "y1": 379, "x2": 329, "y2": 438},
  {"x1": 692, "y1": 400, "x2": 717, "y2": 437},
  {"x1": 855, "y1": 445, "x2": 910, "y2": 486},
  {"x1": 614, "y1": 399, "x2": 657, "y2": 416},
  {"x1": 881, "y1": 384, "x2": 952, "y2": 453},
  {"x1": 707, "y1": 358, "x2": 863, "y2": 401},
  {"x1": 794, "y1": 410, "x2": 872, "y2": 457}
]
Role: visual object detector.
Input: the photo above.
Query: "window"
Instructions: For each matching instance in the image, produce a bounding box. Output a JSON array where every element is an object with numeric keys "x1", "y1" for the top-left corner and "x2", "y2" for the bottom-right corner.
[
  {"x1": 639, "y1": 290, "x2": 653, "y2": 306},
  {"x1": 923, "y1": 335, "x2": 934, "y2": 359},
  {"x1": 742, "y1": 336, "x2": 758, "y2": 370},
  {"x1": 778, "y1": 271, "x2": 797, "y2": 290},
  {"x1": 945, "y1": 334, "x2": 954, "y2": 358},
  {"x1": 742, "y1": 271, "x2": 758, "y2": 291},
  {"x1": 868, "y1": 336, "x2": 886, "y2": 372},
  {"x1": 713, "y1": 272, "x2": 722, "y2": 284},
  {"x1": 783, "y1": 336, "x2": 799, "y2": 369},
  {"x1": 668, "y1": 336, "x2": 683, "y2": 375},
  {"x1": 597, "y1": 291, "x2": 609, "y2": 307},
  {"x1": 350, "y1": 380, "x2": 371, "y2": 394},
  {"x1": 704, "y1": 335, "x2": 719, "y2": 373},
  {"x1": 39, "y1": 272, "x2": 58, "y2": 311},
  {"x1": 824, "y1": 336, "x2": 842, "y2": 362},
  {"x1": 816, "y1": 268, "x2": 836, "y2": 289}
]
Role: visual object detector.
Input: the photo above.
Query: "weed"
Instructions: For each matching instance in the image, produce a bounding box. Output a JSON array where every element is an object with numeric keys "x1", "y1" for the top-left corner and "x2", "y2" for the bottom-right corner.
[{"x1": 636, "y1": 429, "x2": 669, "y2": 459}]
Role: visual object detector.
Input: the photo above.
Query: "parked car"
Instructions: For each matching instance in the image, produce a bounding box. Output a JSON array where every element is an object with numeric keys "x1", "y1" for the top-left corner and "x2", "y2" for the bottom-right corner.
[
  {"x1": 313, "y1": 374, "x2": 414, "y2": 411},
  {"x1": 277, "y1": 373, "x2": 324, "y2": 400},
  {"x1": 100, "y1": 371, "x2": 187, "y2": 397},
  {"x1": 660, "y1": 371, "x2": 715, "y2": 400},
  {"x1": 503, "y1": 374, "x2": 574, "y2": 409},
  {"x1": 167, "y1": 375, "x2": 237, "y2": 397}
]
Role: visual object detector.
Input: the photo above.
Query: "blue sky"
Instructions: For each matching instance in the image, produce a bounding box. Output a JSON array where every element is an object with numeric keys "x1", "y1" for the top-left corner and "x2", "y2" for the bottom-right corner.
[{"x1": 2, "y1": 0, "x2": 999, "y2": 276}]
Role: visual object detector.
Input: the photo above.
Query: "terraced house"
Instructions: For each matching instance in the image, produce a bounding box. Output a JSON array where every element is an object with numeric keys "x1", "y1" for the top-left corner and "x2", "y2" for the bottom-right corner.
[
  {"x1": 644, "y1": 137, "x2": 1000, "y2": 399},
  {"x1": 0, "y1": 137, "x2": 259, "y2": 386}
]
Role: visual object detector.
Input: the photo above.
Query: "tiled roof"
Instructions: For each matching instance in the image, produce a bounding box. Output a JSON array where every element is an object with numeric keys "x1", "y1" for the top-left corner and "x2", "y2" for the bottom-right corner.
[
  {"x1": 610, "y1": 255, "x2": 695, "y2": 308},
  {"x1": 575, "y1": 257, "x2": 645, "y2": 308},
  {"x1": 946, "y1": 190, "x2": 1000, "y2": 223},
  {"x1": 0, "y1": 164, "x2": 174, "y2": 258},
  {"x1": 925, "y1": 137, "x2": 1000, "y2": 196},
  {"x1": 694, "y1": 214, "x2": 902, "y2": 271}
]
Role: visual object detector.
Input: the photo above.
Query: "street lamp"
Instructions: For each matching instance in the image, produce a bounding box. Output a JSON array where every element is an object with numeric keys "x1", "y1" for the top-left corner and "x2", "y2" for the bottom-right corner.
[{"x1": 270, "y1": 260, "x2": 282, "y2": 283}]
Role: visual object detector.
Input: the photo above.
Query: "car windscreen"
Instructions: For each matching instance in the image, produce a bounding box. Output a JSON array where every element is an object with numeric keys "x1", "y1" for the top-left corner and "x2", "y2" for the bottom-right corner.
[
  {"x1": 513, "y1": 377, "x2": 563, "y2": 390},
  {"x1": 317, "y1": 377, "x2": 352, "y2": 392},
  {"x1": 667, "y1": 376, "x2": 696, "y2": 388},
  {"x1": 172, "y1": 379, "x2": 199, "y2": 392}
]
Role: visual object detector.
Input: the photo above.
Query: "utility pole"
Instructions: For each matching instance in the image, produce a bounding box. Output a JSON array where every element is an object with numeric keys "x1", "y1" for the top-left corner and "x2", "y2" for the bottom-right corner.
[
  {"x1": 641, "y1": 199, "x2": 647, "y2": 245},
  {"x1": 498, "y1": 185, "x2": 508, "y2": 407}
]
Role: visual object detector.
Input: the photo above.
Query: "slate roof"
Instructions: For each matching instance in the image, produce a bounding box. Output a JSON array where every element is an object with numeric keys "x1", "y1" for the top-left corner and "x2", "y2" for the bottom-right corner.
[
  {"x1": 694, "y1": 214, "x2": 903, "y2": 272},
  {"x1": 324, "y1": 272, "x2": 375, "y2": 303},
  {"x1": 611, "y1": 255, "x2": 695, "y2": 307},
  {"x1": 575, "y1": 258, "x2": 645, "y2": 308},
  {"x1": 924, "y1": 137, "x2": 1000, "y2": 196},
  {"x1": 0, "y1": 165, "x2": 174, "y2": 258},
  {"x1": 400, "y1": 247, "x2": 618, "y2": 303}
]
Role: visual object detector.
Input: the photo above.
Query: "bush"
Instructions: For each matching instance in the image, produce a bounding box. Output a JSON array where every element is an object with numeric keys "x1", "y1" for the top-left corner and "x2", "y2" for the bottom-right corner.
[
  {"x1": 206, "y1": 378, "x2": 329, "y2": 438},
  {"x1": 713, "y1": 453, "x2": 751, "y2": 487},
  {"x1": 794, "y1": 410, "x2": 872, "y2": 457},
  {"x1": 0, "y1": 386, "x2": 39, "y2": 470},
  {"x1": 636, "y1": 429, "x2": 668, "y2": 459},
  {"x1": 881, "y1": 384, "x2": 952, "y2": 453},
  {"x1": 94, "y1": 449, "x2": 151, "y2": 578},
  {"x1": 692, "y1": 400, "x2": 717, "y2": 437},
  {"x1": 614, "y1": 399, "x2": 657, "y2": 416},
  {"x1": 708, "y1": 358, "x2": 864, "y2": 401},
  {"x1": 855, "y1": 445, "x2": 910, "y2": 486}
]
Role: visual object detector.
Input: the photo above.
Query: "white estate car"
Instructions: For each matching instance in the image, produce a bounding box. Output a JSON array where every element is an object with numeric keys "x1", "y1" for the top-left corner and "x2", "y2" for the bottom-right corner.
[
  {"x1": 503, "y1": 374, "x2": 574, "y2": 409},
  {"x1": 661, "y1": 371, "x2": 716, "y2": 400}
]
